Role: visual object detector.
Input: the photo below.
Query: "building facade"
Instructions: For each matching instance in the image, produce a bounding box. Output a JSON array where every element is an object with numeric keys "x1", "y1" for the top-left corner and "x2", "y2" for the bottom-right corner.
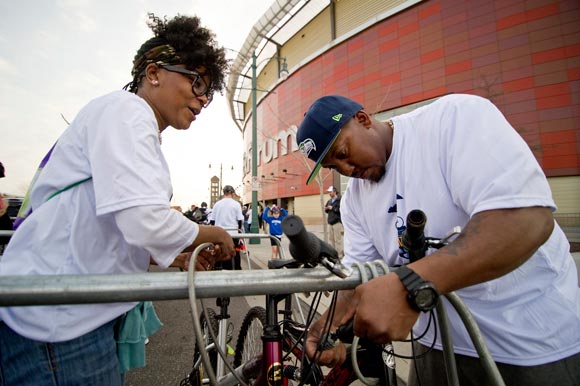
[{"x1": 228, "y1": 0, "x2": 580, "y2": 227}]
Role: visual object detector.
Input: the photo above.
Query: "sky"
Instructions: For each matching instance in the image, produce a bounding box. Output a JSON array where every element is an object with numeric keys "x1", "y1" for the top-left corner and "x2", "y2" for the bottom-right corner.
[{"x1": 0, "y1": 0, "x2": 275, "y2": 208}]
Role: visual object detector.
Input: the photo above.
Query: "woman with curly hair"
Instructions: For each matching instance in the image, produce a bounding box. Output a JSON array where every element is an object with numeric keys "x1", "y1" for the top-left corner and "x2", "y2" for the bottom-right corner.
[{"x1": 0, "y1": 14, "x2": 233, "y2": 385}]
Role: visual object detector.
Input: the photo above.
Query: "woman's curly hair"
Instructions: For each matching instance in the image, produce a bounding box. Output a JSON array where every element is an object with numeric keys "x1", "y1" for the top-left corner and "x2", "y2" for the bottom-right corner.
[{"x1": 126, "y1": 13, "x2": 229, "y2": 94}]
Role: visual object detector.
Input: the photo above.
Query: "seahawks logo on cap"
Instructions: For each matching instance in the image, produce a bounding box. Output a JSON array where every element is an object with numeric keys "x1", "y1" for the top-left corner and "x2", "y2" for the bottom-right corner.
[
  {"x1": 298, "y1": 138, "x2": 316, "y2": 157},
  {"x1": 332, "y1": 113, "x2": 343, "y2": 121}
]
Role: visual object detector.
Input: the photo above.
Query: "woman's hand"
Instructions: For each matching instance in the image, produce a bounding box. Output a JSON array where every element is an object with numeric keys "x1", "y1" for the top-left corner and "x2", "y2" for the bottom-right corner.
[
  {"x1": 171, "y1": 251, "x2": 216, "y2": 271},
  {"x1": 190, "y1": 225, "x2": 236, "y2": 263}
]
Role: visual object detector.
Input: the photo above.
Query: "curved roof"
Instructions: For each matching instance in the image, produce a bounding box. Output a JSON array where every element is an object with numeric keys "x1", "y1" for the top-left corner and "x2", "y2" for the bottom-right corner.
[{"x1": 226, "y1": 0, "x2": 329, "y2": 131}]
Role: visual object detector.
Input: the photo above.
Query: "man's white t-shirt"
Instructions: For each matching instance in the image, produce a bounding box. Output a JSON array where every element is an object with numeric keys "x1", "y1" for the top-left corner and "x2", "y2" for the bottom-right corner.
[
  {"x1": 0, "y1": 91, "x2": 198, "y2": 342},
  {"x1": 341, "y1": 94, "x2": 580, "y2": 366},
  {"x1": 209, "y1": 197, "x2": 244, "y2": 235}
]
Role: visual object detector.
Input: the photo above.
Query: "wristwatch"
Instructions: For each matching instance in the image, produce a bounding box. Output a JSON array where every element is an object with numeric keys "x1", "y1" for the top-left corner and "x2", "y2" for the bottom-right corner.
[{"x1": 394, "y1": 265, "x2": 439, "y2": 312}]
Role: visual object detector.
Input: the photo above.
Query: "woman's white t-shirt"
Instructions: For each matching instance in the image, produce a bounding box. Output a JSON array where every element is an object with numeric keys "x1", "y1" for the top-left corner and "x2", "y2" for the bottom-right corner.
[{"x1": 0, "y1": 91, "x2": 198, "y2": 342}]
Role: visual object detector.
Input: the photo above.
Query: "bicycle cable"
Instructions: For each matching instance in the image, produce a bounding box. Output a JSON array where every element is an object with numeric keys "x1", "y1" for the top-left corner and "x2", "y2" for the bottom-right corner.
[
  {"x1": 298, "y1": 289, "x2": 339, "y2": 386},
  {"x1": 187, "y1": 243, "x2": 249, "y2": 386},
  {"x1": 299, "y1": 290, "x2": 326, "y2": 385},
  {"x1": 381, "y1": 310, "x2": 439, "y2": 360}
]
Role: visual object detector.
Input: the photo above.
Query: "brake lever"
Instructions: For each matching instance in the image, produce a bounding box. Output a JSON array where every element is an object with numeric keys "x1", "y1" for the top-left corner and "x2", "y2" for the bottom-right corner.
[
  {"x1": 320, "y1": 257, "x2": 353, "y2": 278},
  {"x1": 426, "y1": 226, "x2": 462, "y2": 249}
]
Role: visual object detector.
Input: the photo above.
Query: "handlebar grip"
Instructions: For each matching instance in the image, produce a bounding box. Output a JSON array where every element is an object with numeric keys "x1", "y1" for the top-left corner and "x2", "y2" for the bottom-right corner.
[
  {"x1": 401, "y1": 209, "x2": 427, "y2": 261},
  {"x1": 282, "y1": 215, "x2": 321, "y2": 265}
]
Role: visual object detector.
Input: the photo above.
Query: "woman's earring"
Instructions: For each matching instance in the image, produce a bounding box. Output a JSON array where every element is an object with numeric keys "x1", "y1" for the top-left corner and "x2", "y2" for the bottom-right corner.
[{"x1": 152, "y1": 80, "x2": 159, "y2": 86}]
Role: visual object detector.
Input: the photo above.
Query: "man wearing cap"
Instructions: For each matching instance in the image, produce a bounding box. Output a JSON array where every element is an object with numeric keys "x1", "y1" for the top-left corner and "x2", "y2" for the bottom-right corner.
[
  {"x1": 296, "y1": 94, "x2": 579, "y2": 385},
  {"x1": 208, "y1": 185, "x2": 244, "y2": 270},
  {"x1": 324, "y1": 185, "x2": 343, "y2": 258}
]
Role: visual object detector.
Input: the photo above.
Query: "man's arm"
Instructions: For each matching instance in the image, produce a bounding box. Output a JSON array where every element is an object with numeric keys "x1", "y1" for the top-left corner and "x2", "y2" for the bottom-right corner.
[{"x1": 415, "y1": 206, "x2": 553, "y2": 293}]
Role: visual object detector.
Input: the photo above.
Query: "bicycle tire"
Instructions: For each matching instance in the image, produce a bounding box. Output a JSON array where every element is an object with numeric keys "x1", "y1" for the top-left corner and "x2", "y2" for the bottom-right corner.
[
  {"x1": 186, "y1": 307, "x2": 219, "y2": 386},
  {"x1": 233, "y1": 306, "x2": 267, "y2": 371}
]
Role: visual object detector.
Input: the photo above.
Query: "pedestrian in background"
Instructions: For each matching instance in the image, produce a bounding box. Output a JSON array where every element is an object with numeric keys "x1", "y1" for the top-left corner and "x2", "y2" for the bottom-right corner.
[
  {"x1": 242, "y1": 204, "x2": 250, "y2": 233},
  {"x1": 0, "y1": 162, "x2": 13, "y2": 252},
  {"x1": 325, "y1": 185, "x2": 343, "y2": 258},
  {"x1": 245, "y1": 206, "x2": 252, "y2": 233},
  {"x1": 208, "y1": 185, "x2": 244, "y2": 270},
  {"x1": 263, "y1": 204, "x2": 288, "y2": 259}
]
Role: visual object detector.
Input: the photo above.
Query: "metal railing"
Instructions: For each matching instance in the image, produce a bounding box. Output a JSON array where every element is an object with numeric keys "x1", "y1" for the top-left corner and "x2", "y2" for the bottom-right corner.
[
  {"x1": 0, "y1": 266, "x2": 356, "y2": 306},
  {"x1": 0, "y1": 229, "x2": 505, "y2": 386}
]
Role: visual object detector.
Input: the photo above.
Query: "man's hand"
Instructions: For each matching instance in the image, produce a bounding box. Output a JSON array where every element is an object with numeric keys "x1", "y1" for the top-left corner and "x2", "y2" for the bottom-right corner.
[
  {"x1": 305, "y1": 318, "x2": 347, "y2": 368},
  {"x1": 341, "y1": 273, "x2": 419, "y2": 344},
  {"x1": 303, "y1": 290, "x2": 356, "y2": 367}
]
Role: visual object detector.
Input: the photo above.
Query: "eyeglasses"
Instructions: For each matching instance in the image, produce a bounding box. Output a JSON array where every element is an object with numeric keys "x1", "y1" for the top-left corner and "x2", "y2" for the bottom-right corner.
[{"x1": 158, "y1": 64, "x2": 213, "y2": 107}]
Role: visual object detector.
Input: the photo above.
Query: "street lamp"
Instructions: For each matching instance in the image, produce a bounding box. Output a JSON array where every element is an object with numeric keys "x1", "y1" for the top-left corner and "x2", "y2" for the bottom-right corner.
[{"x1": 249, "y1": 52, "x2": 288, "y2": 243}]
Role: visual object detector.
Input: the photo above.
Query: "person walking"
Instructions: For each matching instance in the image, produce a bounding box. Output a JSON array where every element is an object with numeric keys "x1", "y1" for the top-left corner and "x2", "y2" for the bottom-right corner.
[
  {"x1": 297, "y1": 94, "x2": 579, "y2": 386},
  {"x1": 262, "y1": 204, "x2": 288, "y2": 259},
  {"x1": 245, "y1": 206, "x2": 252, "y2": 233},
  {"x1": 324, "y1": 185, "x2": 343, "y2": 258},
  {"x1": 0, "y1": 13, "x2": 234, "y2": 386},
  {"x1": 208, "y1": 185, "x2": 244, "y2": 270}
]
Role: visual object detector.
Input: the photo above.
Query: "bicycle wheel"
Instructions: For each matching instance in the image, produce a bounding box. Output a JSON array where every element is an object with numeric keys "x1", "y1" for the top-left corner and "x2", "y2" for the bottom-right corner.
[
  {"x1": 186, "y1": 307, "x2": 219, "y2": 386},
  {"x1": 233, "y1": 306, "x2": 267, "y2": 383}
]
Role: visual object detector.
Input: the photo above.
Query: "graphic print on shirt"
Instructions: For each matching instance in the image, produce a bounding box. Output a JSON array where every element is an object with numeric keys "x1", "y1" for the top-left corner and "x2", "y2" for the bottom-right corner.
[{"x1": 387, "y1": 194, "x2": 410, "y2": 260}]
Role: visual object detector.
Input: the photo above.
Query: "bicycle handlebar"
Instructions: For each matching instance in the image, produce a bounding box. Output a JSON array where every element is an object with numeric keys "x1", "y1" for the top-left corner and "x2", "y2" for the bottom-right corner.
[
  {"x1": 282, "y1": 215, "x2": 352, "y2": 278},
  {"x1": 401, "y1": 209, "x2": 428, "y2": 262},
  {"x1": 282, "y1": 215, "x2": 335, "y2": 264}
]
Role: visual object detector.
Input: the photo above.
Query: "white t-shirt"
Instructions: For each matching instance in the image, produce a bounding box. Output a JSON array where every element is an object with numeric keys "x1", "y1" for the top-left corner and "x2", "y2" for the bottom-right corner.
[
  {"x1": 246, "y1": 208, "x2": 252, "y2": 225},
  {"x1": 0, "y1": 90, "x2": 198, "y2": 342},
  {"x1": 342, "y1": 94, "x2": 580, "y2": 366},
  {"x1": 209, "y1": 197, "x2": 244, "y2": 235}
]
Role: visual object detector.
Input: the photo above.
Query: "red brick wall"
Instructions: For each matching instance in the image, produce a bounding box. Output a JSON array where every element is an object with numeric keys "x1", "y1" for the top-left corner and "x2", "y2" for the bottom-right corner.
[{"x1": 243, "y1": 0, "x2": 580, "y2": 202}]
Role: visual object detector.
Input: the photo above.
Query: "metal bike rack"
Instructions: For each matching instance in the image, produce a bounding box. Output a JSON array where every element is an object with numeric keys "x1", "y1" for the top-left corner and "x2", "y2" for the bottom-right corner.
[
  {"x1": 0, "y1": 234, "x2": 505, "y2": 386},
  {"x1": 0, "y1": 266, "x2": 360, "y2": 306}
]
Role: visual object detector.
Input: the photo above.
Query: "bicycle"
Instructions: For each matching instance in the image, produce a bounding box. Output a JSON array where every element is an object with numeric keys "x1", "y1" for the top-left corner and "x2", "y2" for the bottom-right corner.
[
  {"x1": 185, "y1": 218, "x2": 400, "y2": 386},
  {"x1": 182, "y1": 233, "x2": 316, "y2": 386},
  {"x1": 185, "y1": 214, "x2": 505, "y2": 386}
]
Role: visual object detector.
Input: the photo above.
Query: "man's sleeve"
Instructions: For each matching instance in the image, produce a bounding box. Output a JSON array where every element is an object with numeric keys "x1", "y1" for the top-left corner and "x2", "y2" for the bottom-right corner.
[{"x1": 437, "y1": 95, "x2": 555, "y2": 215}]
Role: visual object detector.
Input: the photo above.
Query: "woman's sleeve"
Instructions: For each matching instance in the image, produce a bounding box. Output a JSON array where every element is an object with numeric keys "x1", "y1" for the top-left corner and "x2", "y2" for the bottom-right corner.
[{"x1": 115, "y1": 205, "x2": 198, "y2": 268}]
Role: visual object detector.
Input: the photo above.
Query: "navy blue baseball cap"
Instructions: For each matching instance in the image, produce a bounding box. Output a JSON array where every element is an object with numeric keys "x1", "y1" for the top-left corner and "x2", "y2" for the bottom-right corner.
[{"x1": 297, "y1": 95, "x2": 362, "y2": 184}]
